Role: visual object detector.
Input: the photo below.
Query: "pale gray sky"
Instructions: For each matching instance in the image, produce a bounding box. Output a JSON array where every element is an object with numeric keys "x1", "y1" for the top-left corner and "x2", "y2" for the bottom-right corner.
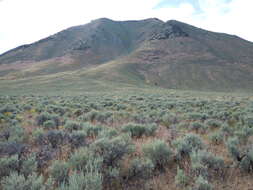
[{"x1": 0, "y1": 0, "x2": 252, "y2": 54}]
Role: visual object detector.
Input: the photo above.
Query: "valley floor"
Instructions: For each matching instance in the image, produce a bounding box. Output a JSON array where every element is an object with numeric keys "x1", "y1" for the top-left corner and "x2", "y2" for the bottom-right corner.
[{"x1": 0, "y1": 88, "x2": 253, "y2": 189}]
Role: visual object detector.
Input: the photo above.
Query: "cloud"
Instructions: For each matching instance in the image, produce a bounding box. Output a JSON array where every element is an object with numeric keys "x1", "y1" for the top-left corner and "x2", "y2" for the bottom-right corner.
[
  {"x1": 154, "y1": 0, "x2": 202, "y2": 13},
  {"x1": 188, "y1": 0, "x2": 253, "y2": 41},
  {"x1": 0, "y1": 0, "x2": 252, "y2": 54}
]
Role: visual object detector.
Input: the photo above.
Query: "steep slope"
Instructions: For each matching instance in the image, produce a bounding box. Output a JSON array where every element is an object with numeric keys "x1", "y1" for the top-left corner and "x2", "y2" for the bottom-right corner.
[
  {"x1": 0, "y1": 18, "x2": 163, "y2": 65},
  {"x1": 0, "y1": 18, "x2": 253, "y2": 92}
]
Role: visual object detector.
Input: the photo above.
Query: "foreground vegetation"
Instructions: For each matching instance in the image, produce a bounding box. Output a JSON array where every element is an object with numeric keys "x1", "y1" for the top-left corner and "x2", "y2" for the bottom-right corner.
[{"x1": 0, "y1": 89, "x2": 253, "y2": 190}]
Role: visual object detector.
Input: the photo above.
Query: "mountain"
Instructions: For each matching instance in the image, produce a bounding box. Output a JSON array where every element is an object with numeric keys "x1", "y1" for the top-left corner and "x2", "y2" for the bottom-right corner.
[{"x1": 0, "y1": 18, "x2": 253, "y2": 93}]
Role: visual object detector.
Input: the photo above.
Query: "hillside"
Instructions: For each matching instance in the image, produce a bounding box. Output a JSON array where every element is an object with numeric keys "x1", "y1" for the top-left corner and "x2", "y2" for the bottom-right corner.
[{"x1": 0, "y1": 18, "x2": 253, "y2": 93}]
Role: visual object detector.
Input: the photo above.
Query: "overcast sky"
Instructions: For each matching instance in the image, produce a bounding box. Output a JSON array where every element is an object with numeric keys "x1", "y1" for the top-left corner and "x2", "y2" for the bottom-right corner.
[{"x1": 0, "y1": 0, "x2": 252, "y2": 54}]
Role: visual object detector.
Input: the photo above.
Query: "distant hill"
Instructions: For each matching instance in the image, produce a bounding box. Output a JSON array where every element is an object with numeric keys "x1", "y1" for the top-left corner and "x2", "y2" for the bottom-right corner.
[{"x1": 0, "y1": 18, "x2": 253, "y2": 93}]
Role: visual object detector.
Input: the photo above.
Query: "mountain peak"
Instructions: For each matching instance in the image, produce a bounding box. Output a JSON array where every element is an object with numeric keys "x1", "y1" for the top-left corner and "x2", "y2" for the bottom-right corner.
[
  {"x1": 141, "y1": 18, "x2": 164, "y2": 23},
  {"x1": 166, "y1": 19, "x2": 183, "y2": 24},
  {"x1": 91, "y1": 17, "x2": 114, "y2": 23},
  {"x1": 1, "y1": 18, "x2": 253, "y2": 92}
]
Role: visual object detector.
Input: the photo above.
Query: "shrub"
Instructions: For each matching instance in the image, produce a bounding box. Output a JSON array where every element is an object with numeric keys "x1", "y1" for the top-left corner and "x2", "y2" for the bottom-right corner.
[
  {"x1": 234, "y1": 126, "x2": 253, "y2": 144},
  {"x1": 91, "y1": 134, "x2": 135, "y2": 167},
  {"x1": 191, "y1": 160, "x2": 208, "y2": 178},
  {"x1": 220, "y1": 123, "x2": 233, "y2": 137},
  {"x1": 0, "y1": 142, "x2": 27, "y2": 157},
  {"x1": 36, "y1": 146, "x2": 54, "y2": 170},
  {"x1": 121, "y1": 123, "x2": 146, "y2": 137},
  {"x1": 60, "y1": 170, "x2": 102, "y2": 190},
  {"x1": 190, "y1": 122, "x2": 207, "y2": 133},
  {"x1": 47, "y1": 105, "x2": 66, "y2": 116},
  {"x1": 208, "y1": 132, "x2": 223, "y2": 145},
  {"x1": 173, "y1": 134, "x2": 204, "y2": 158},
  {"x1": 83, "y1": 111, "x2": 112, "y2": 124},
  {"x1": 48, "y1": 114, "x2": 60, "y2": 127},
  {"x1": 175, "y1": 167, "x2": 189, "y2": 187},
  {"x1": 103, "y1": 167, "x2": 120, "y2": 186},
  {"x1": 7, "y1": 125, "x2": 25, "y2": 143},
  {"x1": 46, "y1": 130, "x2": 68, "y2": 149},
  {"x1": 64, "y1": 120, "x2": 82, "y2": 132},
  {"x1": 121, "y1": 123, "x2": 157, "y2": 137},
  {"x1": 239, "y1": 146, "x2": 253, "y2": 172},
  {"x1": 0, "y1": 155, "x2": 19, "y2": 178},
  {"x1": 36, "y1": 112, "x2": 60, "y2": 127},
  {"x1": 60, "y1": 171, "x2": 85, "y2": 190},
  {"x1": 205, "y1": 119, "x2": 222, "y2": 129},
  {"x1": 83, "y1": 123, "x2": 103, "y2": 137},
  {"x1": 0, "y1": 105, "x2": 18, "y2": 114},
  {"x1": 69, "y1": 131, "x2": 87, "y2": 148},
  {"x1": 50, "y1": 160, "x2": 69, "y2": 185},
  {"x1": 96, "y1": 111, "x2": 113, "y2": 123},
  {"x1": 36, "y1": 112, "x2": 52, "y2": 126},
  {"x1": 32, "y1": 128, "x2": 45, "y2": 145},
  {"x1": 1, "y1": 172, "x2": 45, "y2": 190},
  {"x1": 144, "y1": 123, "x2": 158, "y2": 136},
  {"x1": 20, "y1": 154, "x2": 38, "y2": 177},
  {"x1": 142, "y1": 140, "x2": 172, "y2": 169},
  {"x1": 177, "y1": 122, "x2": 189, "y2": 129},
  {"x1": 82, "y1": 169, "x2": 103, "y2": 190},
  {"x1": 83, "y1": 111, "x2": 99, "y2": 122},
  {"x1": 0, "y1": 113, "x2": 5, "y2": 122},
  {"x1": 226, "y1": 137, "x2": 240, "y2": 161},
  {"x1": 69, "y1": 148, "x2": 102, "y2": 172},
  {"x1": 162, "y1": 113, "x2": 178, "y2": 127},
  {"x1": 190, "y1": 150, "x2": 224, "y2": 173},
  {"x1": 193, "y1": 175, "x2": 212, "y2": 190},
  {"x1": 243, "y1": 115, "x2": 253, "y2": 127},
  {"x1": 97, "y1": 128, "x2": 118, "y2": 138},
  {"x1": 188, "y1": 112, "x2": 207, "y2": 121},
  {"x1": 128, "y1": 158, "x2": 154, "y2": 179},
  {"x1": 43, "y1": 120, "x2": 57, "y2": 129}
]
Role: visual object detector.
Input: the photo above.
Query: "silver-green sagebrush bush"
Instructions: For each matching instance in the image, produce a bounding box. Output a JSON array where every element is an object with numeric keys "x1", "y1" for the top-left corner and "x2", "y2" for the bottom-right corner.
[
  {"x1": 128, "y1": 158, "x2": 154, "y2": 179},
  {"x1": 175, "y1": 167, "x2": 189, "y2": 187},
  {"x1": 239, "y1": 146, "x2": 253, "y2": 173},
  {"x1": 91, "y1": 134, "x2": 135, "y2": 167},
  {"x1": 50, "y1": 160, "x2": 69, "y2": 185},
  {"x1": 226, "y1": 137, "x2": 240, "y2": 161},
  {"x1": 64, "y1": 120, "x2": 82, "y2": 132},
  {"x1": 190, "y1": 150, "x2": 224, "y2": 175},
  {"x1": 60, "y1": 170, "x2": 102, "y2": 190},
  {"x1": 82, "y1": 123, "x2": 103, "y2": 137},
  {"x1": 205, "y1": 119, "x2": 222, "y2": 129},
  {"x1": 190, "y1": 122, "x2": 207, "y2": 133},
  {"x1": 162, "y1": 113, "x2": 178, "y2": 127},
  {"x1": 69, "y1": 130, "x2": 87, "y2": 148},
  {"x1": 7, "y1": 125, "x2": 25, "y2": 143},
  {"x1": 60, "y1": 154, "x2": 103, "y2": 190},
  {"x1": 121, "y1": 123, "x2": 157, "y2": 137},
  {"x1": 20, "y1": 154, "x2": 38, "y2": 177},
  {"x1": 36, "y1": 112, "x2": 60, "y2": 127},
  {"x1": 142, "y1": 140, "x2": 173, "y2": 169},
  {"x1": 1, "y1": 172, "x2": 45, "y2": 190},
  {"x1": 192, "y1": 175, "x2": 213, "y2": 190},
  {"x1": 208, "y1": 131, "x2": 223, "y2": 145},
  {"x1": 0, "y1": 155, "x2": 19, "y2": 178},
  {"x1": 43, "y1": 120, "x2": 57, "y2": 129},
  {"x1": 69, "y1": 147, "x2": 102, "y2": 172},
  {"x1": 173, "y1": 134, "x2": 205, "y2": 158}
]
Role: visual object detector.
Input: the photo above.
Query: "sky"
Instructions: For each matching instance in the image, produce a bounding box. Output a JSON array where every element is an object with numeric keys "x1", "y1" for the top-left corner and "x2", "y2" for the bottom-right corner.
[{"x1": 0, "y1": 0, "x2": 253, "y2": 54}]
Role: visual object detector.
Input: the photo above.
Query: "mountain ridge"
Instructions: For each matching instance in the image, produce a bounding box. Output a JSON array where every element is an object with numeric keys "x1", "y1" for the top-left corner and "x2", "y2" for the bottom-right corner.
[{"x1": 0, "y1": 18, "x2": 253, "y2": 93}]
